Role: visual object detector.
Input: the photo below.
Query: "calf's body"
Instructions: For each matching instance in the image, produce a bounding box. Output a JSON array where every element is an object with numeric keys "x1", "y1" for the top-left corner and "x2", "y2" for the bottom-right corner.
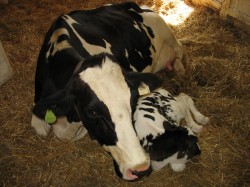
[{"x1": 134, "y1": 88, "x2": 210, "y2": 171}]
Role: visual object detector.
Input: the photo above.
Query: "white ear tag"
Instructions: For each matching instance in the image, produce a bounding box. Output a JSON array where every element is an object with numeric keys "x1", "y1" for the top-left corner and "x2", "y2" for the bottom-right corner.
[{"x1": 138, "y1": 82, "x2": 150, "y2": 96}]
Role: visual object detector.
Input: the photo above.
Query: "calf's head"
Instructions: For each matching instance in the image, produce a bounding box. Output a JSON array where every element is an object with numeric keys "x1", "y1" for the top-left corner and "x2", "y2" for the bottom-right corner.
[{"x1": 33, "y1": 54, "x2": 161, "y2": 180}]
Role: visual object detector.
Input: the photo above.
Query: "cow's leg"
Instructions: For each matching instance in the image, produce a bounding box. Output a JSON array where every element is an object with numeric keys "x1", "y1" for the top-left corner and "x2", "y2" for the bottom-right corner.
[
  {"x1": 155, "y1": 42, "x2": 175, "y2": 71},
  {"x1": 172, "y1": 41, "x2": 185, "y2": 76},
  {"x1": 154, "y1": 41, "x2": 185, "y2": 76},
  {"x1": 163, "y1": 40, "x2": 186, "y2": 76},
  {"x1": 31, "y1": 114, "x2": 52, "y2": 136},
  {"x1": 162, "y1": 30, "x2": 185, "y2": 76},
  {"x1": 52, "y1": 117, "x2": 87, "y2": 141},
  {"x1": 161, "y1": 20, "x2": 185, "y2": 76}
]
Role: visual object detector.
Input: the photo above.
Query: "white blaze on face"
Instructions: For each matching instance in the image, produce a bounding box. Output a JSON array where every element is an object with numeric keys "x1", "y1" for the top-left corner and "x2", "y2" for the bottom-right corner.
[{"x1": 79, "y1": 57, "x2": 149, "y2": 180}]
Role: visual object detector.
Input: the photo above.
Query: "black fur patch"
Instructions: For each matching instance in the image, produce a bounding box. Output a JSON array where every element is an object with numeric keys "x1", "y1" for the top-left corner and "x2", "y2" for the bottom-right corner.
[
  {"x1": 140, "y1": 92, "x2": 176, "y2": 125},
  {"x1": 143, "y1": 114, "x2": 155, "y2": 121},
  {"x1": 147, "y1": 127, "x2": 200, "y2": 161},
  {"x1": 139, "y1": 107, "x2": 154, "y2": 113}
]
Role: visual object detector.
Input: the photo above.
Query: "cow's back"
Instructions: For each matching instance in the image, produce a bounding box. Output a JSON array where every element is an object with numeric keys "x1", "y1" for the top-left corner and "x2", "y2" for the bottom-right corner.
[
  {"x1": 35, "y1": 2, "x2": 159, "y2": 103},
  {"x1": 63, "y1": 2, "x2": 155, "y2": 71}
]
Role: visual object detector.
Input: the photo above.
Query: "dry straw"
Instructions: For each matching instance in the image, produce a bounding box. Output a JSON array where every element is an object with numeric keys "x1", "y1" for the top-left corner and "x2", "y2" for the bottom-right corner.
[{"x1": 0, "y1": 0, "x2": 249, "y2": 186}]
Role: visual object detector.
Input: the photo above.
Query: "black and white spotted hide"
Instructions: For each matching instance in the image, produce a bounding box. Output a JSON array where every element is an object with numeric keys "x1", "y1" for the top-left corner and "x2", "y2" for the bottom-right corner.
[{"x1": 133, "y1": 88, "x2": 210, "y2": 172}]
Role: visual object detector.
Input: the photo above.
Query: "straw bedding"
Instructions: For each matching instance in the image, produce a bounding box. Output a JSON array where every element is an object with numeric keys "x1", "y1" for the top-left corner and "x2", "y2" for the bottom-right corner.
[{"x1": 0, "y1": 0, "x2": 249, "y2": 186}]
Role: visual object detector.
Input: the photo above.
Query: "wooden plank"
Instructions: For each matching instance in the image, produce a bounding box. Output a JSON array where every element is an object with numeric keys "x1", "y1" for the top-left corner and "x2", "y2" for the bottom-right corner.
[
  {"x1": 236, "y1": 0, "x2": 250, "y2": 16},
  {"x1": 192, "y1": 0, "x2": 250, "y2": 25},
  {"x1": 208, "y1": 0, "x2": 222, "y2": 9},
  {"x1": 0, "y1": 41, "x2": 13, "y2": 86},
  {"x1": 220, "y1": 0, "x2": 250, "y2": 25},
  {"x1": 191, "y1": 0, "x2": 222, "y2": 9},
  {"x1": 0, "y1": 0, "x2": 8, "y2": 4},
  {"x1": 220, "y1": 0, "x2": 231, "y2": 19},
  {"x1": 227, "y1": 8, "x2": 250, "y2": 25}
]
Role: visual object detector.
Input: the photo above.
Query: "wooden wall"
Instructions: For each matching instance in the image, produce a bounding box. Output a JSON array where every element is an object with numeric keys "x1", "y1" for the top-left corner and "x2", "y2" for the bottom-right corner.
[{"x1": 192, "y1": 0, "x2": 250, "y2": 25}]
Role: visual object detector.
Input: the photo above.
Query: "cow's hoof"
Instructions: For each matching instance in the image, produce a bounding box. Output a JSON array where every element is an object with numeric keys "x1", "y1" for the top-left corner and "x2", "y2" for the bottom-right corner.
[
  {"x1": 31, "y1": 114, "x2": 51, "y2": 136},
  {"x1": 73, "y1": 125, "x2": 88, "y2": 141},
  {"x1": 174, "y1": 59, "x2": 185, "y2": 76},
  {"x1": 52, "y1": 117, "x2": 87, "y2": 141}
]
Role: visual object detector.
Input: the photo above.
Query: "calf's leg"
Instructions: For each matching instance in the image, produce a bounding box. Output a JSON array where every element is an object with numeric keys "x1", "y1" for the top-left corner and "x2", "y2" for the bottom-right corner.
[
  {"x1": 176, "y1": 93, "x2": 209, "y2": 133},
  {"x1": 188, "y1": 102, "x2": 210, "y2": 125},
  {"x1": 184, "y1": 109, "x2": 203, "y2": 133}
]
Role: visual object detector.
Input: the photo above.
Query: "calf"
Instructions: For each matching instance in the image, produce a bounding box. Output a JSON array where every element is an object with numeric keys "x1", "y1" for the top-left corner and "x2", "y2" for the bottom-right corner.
[
  {"x1": 133, "y1": 88, "x2": 210, "y2": 172},
  {"x1": 31, "y1": 2, "x2": 184, "y2": 180}
]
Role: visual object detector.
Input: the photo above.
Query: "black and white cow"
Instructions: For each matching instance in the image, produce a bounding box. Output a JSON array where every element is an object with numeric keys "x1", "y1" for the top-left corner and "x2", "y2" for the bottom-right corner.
[
  {"x1": 133, "y1": 88, "x2": 210, "y2": 172},
  {"x1": 31, "y1": 2, "x2": 184, "y2": 180}
]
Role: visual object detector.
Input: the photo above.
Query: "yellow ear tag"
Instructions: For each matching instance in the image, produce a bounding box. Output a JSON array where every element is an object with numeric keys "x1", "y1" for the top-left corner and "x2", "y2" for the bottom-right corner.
[
  {"x1": 138, "y1": 82, "x2": 150, "y2": 96},
  {"x1": 45, "y1": 110, "x2": 57, "y2": 124}
]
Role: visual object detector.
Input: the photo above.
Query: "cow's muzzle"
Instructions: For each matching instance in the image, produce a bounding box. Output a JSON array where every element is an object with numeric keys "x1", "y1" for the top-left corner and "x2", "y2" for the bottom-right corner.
[{"x1": 113, "y1": 160, "x2": 152, "y2": 181}]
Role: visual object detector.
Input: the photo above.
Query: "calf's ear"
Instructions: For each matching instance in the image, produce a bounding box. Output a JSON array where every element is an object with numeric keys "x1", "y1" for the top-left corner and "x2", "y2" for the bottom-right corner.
[
  {"x1": 33, "y1": 89, "x2": 76, "y2": 120},
  {"x1": 124, "y1": 71, "x2": 162, "y2": 92},
  {"x1": 124, "y1": 71, "x2": 162, "y2": 108}
]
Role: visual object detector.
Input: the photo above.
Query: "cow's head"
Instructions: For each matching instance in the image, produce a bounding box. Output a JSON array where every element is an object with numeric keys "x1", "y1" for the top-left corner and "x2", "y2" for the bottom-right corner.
[{"x1": 33, "y1": 54, "x2": 162, "y2": 180}]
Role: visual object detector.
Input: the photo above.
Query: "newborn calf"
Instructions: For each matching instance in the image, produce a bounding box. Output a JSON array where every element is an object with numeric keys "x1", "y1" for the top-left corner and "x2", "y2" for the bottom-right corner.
[{"x1": 133, "y1": 88, "x2": 209, "y2": 172}]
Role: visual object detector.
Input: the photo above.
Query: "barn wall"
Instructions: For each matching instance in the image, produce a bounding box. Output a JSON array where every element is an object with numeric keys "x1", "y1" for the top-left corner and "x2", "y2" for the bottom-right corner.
[
  {"x1": 0, "y1": 0, "x2": 8, "y2": 4},
  {"x1": 191, "y1": 0, "x2": 250, "y2": 25},
  {"x1": 191, "y1": 0, "x2": 222, "y2": 9},
  {"x1": 0, "y1": 41, "x2": 13, "y2": 86},
  {"x1": 221, "y1": 0, "x2": 250, "y2": 25}
]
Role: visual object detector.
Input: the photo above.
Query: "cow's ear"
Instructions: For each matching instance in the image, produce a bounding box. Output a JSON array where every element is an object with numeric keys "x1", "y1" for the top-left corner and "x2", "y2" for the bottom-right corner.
[{"x1": 33, "y1": 89, "x2": 76, "y2": 120}]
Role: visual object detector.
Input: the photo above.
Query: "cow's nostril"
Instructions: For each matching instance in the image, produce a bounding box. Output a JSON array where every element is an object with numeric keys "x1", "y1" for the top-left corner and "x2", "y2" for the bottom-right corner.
[
  {"x1": 127, "y1": 165, "x2": 152, "y2": 180},
  {"x1": 131, "y1": 166, "x2": 152, "y2": 179}
]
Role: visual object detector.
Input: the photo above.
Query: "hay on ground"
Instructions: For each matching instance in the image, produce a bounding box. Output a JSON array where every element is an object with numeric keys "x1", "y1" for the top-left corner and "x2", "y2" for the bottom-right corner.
[{"x1": 0, "y1": 0, "x2": 249, "y2": 186}]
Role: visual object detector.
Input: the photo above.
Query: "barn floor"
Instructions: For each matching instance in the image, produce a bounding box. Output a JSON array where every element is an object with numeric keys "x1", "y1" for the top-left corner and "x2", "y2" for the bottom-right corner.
[{"x1": 0, "y1": 0, "x2": 249, "y2": 186}]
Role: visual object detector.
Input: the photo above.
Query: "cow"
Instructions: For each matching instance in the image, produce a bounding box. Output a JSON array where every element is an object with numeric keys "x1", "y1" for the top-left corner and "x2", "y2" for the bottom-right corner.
[
  {"x1": 31, "y1": 2, "x2": 184, "y2": 181},
  {"x1": 133, "y1": 88, "x2": 210, "y2": 172}
]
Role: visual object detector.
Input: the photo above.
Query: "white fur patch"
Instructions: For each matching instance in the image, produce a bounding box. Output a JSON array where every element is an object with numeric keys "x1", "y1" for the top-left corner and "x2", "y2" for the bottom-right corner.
[{"x1": 151, "y1": 152, "x2": 188, "y2": 171}]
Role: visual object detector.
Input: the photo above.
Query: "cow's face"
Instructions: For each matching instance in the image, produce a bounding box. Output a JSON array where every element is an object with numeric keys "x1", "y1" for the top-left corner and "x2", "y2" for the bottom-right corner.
[{"x1": 33, "y1": 55, "x2": 161, "y2": 180}]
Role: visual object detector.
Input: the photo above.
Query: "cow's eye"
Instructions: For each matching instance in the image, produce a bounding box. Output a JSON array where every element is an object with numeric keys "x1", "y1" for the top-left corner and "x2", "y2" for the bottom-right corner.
[{"x1": 87, "y1": 109, "x2": 97, "y2": 118}]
